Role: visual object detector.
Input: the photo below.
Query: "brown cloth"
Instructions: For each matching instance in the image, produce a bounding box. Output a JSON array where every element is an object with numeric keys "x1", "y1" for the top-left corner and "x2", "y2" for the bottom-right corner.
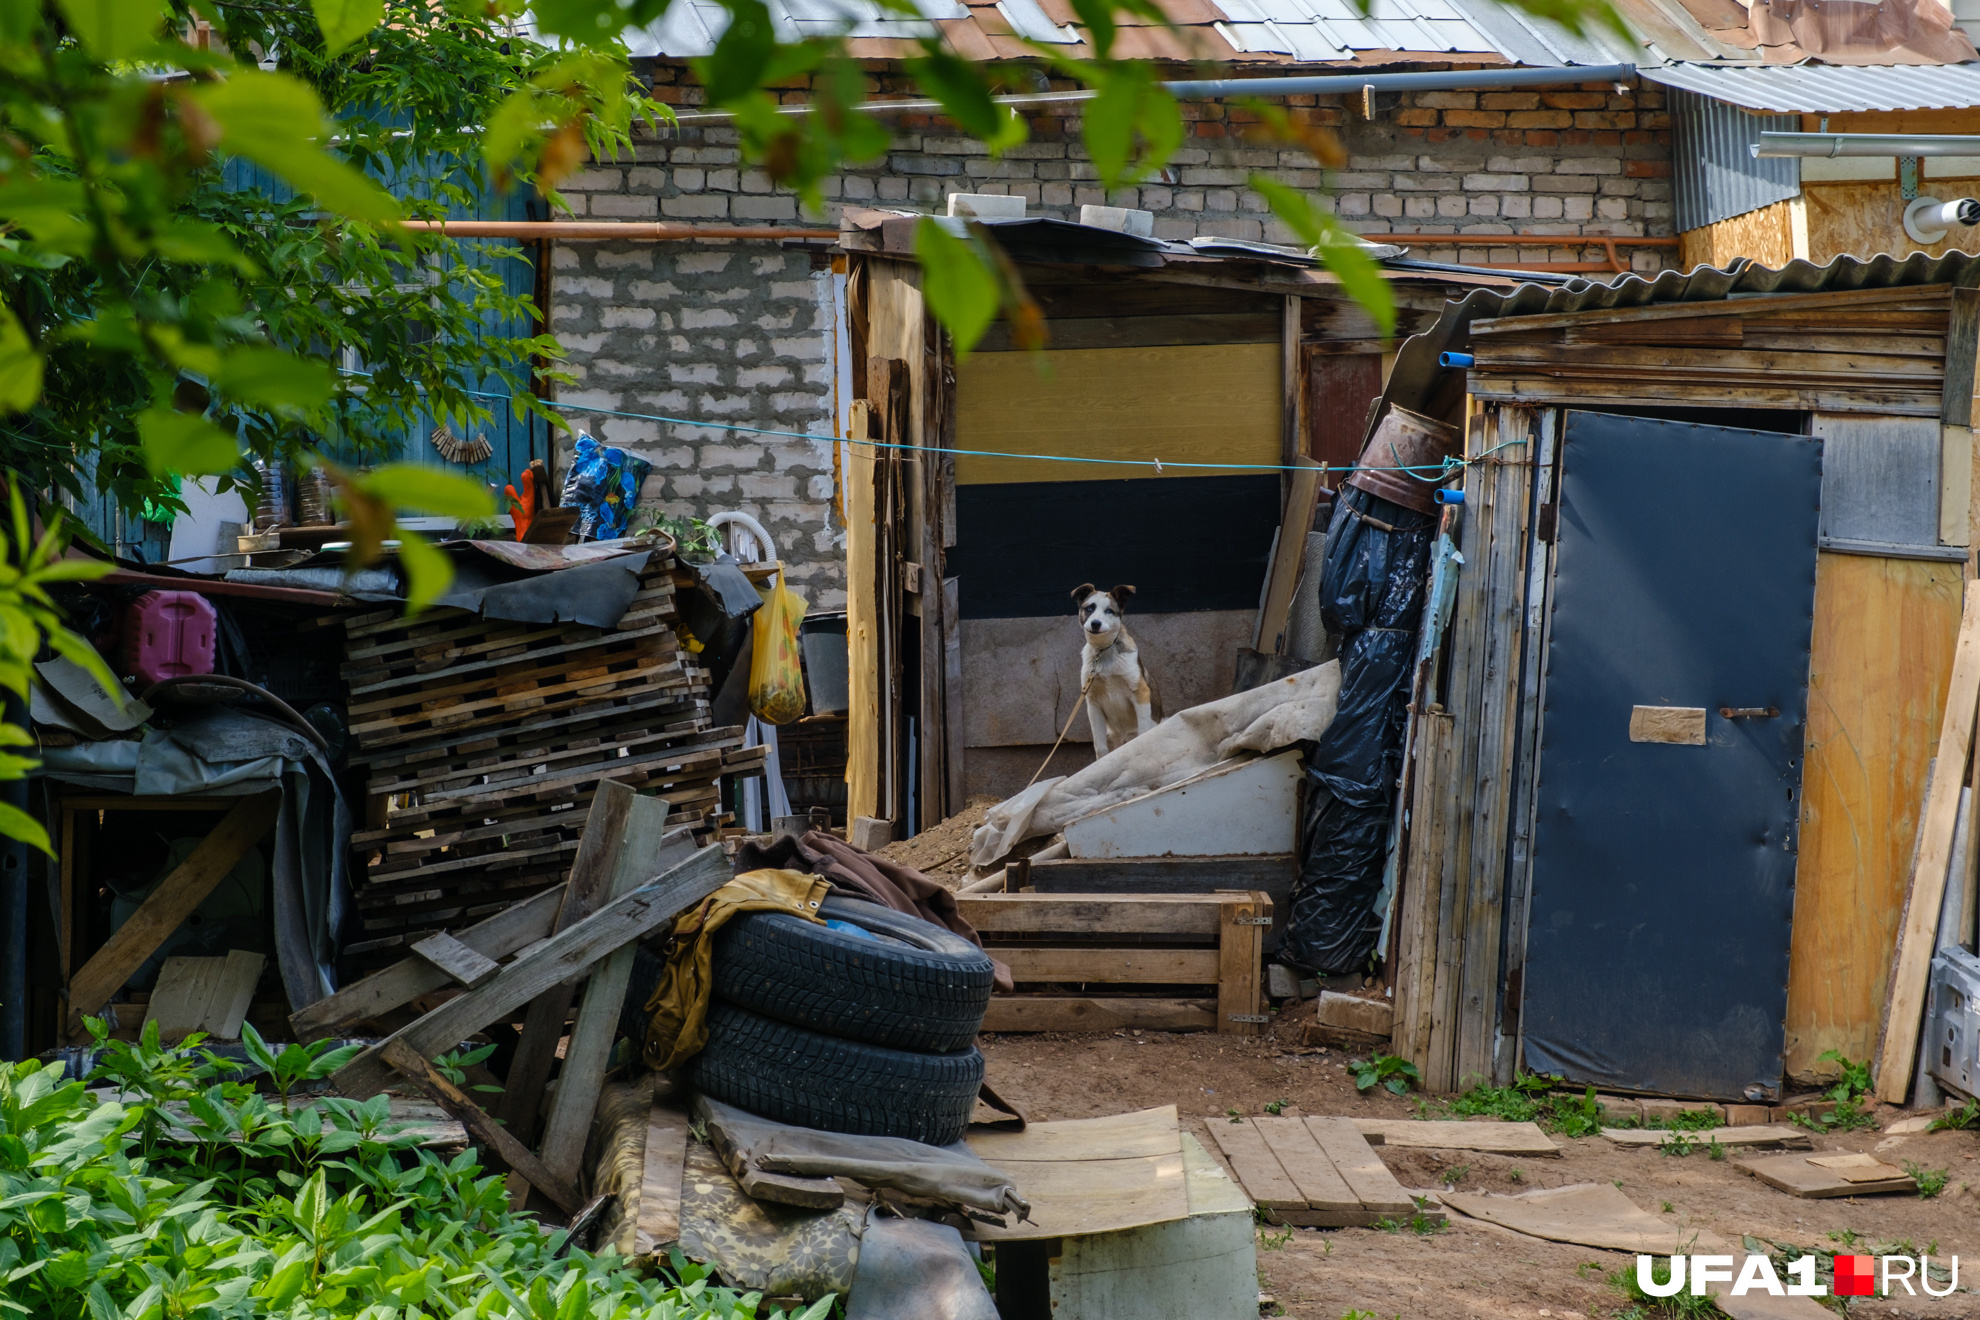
[
  {"x1": 734, "y1": 830, "x2": 1014, "y2": 993},
  {"x1": 640, "y1": 867, "x2": 832, "y2": 1071}
]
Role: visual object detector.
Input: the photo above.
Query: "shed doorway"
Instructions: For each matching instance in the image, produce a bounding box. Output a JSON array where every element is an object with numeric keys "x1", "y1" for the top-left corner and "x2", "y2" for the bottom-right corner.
[{"x1": 1519, "y1": 410, "x2": 1823, "y2": 1100}]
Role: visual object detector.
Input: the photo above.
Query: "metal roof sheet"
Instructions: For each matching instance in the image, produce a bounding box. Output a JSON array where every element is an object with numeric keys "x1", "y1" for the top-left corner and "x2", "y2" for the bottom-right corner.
[{"x1": 1643, "y1": 62, "x2": 1980, "y2": 112}]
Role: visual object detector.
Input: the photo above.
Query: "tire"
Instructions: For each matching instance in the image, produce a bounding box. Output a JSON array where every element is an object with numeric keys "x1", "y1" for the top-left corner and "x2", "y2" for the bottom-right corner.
[
  {"x1": 711, "y1": 895, "x2": 995, "y2": 1052},
  {"x1": 689, "y1": 1000, "x2": 984, "y2": 1145}
]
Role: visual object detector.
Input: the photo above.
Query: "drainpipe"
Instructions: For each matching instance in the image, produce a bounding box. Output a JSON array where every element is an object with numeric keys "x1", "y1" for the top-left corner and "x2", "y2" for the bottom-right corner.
[{"x1": 1755, "y1": 131, "x2": 1980, "y2": 158}]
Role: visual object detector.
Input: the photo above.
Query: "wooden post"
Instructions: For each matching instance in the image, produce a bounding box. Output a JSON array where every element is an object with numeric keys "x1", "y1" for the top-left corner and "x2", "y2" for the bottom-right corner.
[
  {"x1": 1217, "y1": 892, "x2": 1269, "y2": 1036},
  {"x1": 844, "y1": 399, "x2": 881, "y2": 823},
  {"x1": 1942, "y1": 285, "x2": 1979, "y2": 553},
  {"x1": 382, "y1": 1038, "x2": 582, "y2": 1217}
]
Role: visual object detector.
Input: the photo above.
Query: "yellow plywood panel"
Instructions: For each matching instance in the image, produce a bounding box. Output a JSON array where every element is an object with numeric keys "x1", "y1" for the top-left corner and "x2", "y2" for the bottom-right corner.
[
  {"x1": 1678, "y1": 200, "x2": 1795, "y2": 273},
  {"x1": 1787, "y1": 552, "x2": 1962, "y2": 1080},
  {"x1": 954, "y1": 343, "x2": 1281, "y2": 485},
  {"x1": 1803, "y1": 181, "x2": 1978, "y2": 265}
]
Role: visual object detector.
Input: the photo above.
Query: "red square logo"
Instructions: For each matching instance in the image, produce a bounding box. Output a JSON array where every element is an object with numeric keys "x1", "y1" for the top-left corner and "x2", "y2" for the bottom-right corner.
[{"x1": 1835, "y1": 1255, "x2": 1876, "y2": 1296}]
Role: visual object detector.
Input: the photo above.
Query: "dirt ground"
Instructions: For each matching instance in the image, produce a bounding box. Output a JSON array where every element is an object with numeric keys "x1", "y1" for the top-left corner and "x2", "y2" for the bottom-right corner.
[{"x1": 978, "y1": 1011, "x2": 1980, "y2": 1319}]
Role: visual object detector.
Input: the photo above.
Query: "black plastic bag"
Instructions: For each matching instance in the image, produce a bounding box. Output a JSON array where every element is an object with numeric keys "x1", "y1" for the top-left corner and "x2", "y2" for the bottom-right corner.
[{"x1": 1280, "y1": 789, "x2": 1389, "y2": 975}]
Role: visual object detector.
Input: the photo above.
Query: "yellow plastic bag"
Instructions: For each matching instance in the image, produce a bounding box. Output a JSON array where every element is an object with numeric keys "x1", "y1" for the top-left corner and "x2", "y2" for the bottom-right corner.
[{"x1": 748, "y1": 576, "x2": 808, "y2": 724}]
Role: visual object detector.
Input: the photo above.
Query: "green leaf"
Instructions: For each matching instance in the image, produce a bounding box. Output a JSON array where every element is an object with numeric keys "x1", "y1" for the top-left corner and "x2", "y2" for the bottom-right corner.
[
  {"x1": 692, "y1": 0, "x2": 776, "y2": 105},
  {"x1": 906, "y1": 50, "x2": 1024, "y2": 154},
  {"x1": 1249, "y1": 174, "x2": 1395, "y2": 336},
  {"x1": 53, "y1": 0, "x2": 164, "y2": 60},
  {"x1": 310, "y1": 0, "x2": 382, "y2": 54},
  {"x1": 396, "y1": 530, "x2": 453, "y2": 616},
  {"x1": 151, "y1": 221, "x2": 254, "y2": 272},
  {"x1": 0, "y1": 802, "x2": 51, "y2": 857},
  {"x1": 0, "y1": 181, "x2": 91, "y2": 255},
  {"x1": 215, "y1": 348, "x2": 334, "y2": 409},
  {"x1": 361, "y1": 465, "x2": 493, "y2": 518},
  {"x1": 194, "y1": 73, "x2": 399, "y2": 223},
  {"x1": 913, "y1": 219, "x2": 998, "y2": 360},
  {"x1": 0, "y1": 306, "x2": 44, "y2": 414},
  {"x1": 260, "y1": 1259, "x2": 307, "y2": 1309},
  {"x1": 138, "y1": 408, "x2": 239, "y2": 478},
  {"x1": 1080, "y1": 67, "x2": 1176, "y2": 189}
]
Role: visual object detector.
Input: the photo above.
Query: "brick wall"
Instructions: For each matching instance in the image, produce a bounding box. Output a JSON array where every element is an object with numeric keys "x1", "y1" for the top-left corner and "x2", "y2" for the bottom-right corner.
[{"x1": 548, "y1": 70, "x2": 1676, "y2": 603}]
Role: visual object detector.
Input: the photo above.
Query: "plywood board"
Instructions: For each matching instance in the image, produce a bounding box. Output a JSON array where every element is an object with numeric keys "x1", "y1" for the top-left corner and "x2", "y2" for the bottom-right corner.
[
  {"x1": 1350, "y1": 1119, "x2": 1559, "y2": 1155},
  {"x1": 1737, "y1": 1152, "x2": 1915, "y2": 1198},
  {"x1": 1600, "y1": 1126, "x2": 1810, "y2": 1149},
  {"x1": 954, "y1": 343, "x2": 1280, "y2": 484},
  {"x1": 1628, "y1": 706, "x2": 1706, "y2": 745},
  {"x1": 1677, "y1": 200, "x2": 1795, "y2": 272},
  {"x1": 145, "y1": 950, "x2": 264, "y2": 1041},
  {"x1": 1062, "y1": 751, "x2": 1302, "y2": 858},
  {"x1": 969, "y1": 1107, "x2": 1190, "y2": 1240},
  {"x1": 1789, "y1": 552, "x2": 1962, "y2": 1076},
  {"x1": 971, "y1": 1106, "x2": 1182, "y2": 1163}
]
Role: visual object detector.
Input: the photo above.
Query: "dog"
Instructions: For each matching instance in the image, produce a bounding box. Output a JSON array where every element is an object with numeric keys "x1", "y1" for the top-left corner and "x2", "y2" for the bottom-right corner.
[{"x1": 1072, "y1": 583, "x2": 1162, "y2": 757}]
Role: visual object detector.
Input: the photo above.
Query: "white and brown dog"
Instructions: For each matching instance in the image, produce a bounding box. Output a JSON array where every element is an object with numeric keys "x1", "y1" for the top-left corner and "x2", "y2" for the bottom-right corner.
[{"x1": 1073, "y1": 583, "x2": 1162, "y2": 757}]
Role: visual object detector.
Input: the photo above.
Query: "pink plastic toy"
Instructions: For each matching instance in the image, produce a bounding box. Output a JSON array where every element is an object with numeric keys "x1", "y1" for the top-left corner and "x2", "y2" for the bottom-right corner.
[{"x1": 122, "y1": 591, "x2": 217, "y2": 688}]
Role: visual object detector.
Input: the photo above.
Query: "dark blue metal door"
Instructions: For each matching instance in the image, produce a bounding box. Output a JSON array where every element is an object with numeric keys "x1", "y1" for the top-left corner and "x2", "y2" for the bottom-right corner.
[{"x1": 1521, "y1": 411, "x2": 1821, "y2": 1101}]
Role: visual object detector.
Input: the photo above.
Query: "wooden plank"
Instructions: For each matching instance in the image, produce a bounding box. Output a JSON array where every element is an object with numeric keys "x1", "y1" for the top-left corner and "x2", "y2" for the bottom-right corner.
[
  {"x1": 959, "y1": 892, "x2": 1227, "y2": 936},
  {"x1": 66, "y1": 792, "x2": 280, "y2": 1038},
  {"x1": 1000, "y1": 947, "x2": 1221, "y2": 984},
  {"x1": 1030, "y1": 856, "x2": 1297, "y2": 890},
  {"x1": 1217, "y1": 893, "x2": 1267, "y2": 1036},
  {"x1": 380, "y1": 1038, "x2": 581, "y2": 1216},
  {"x1": 1205, "y1": 1116, "x2": 1304, "y2": 1210},
  {"x1": 1302, "y1": 1116, "x2": 1415, "y2": 1215},
  {"x1": 1943, "y1": 285, "x2": 1980, "y2": 428},
  {"x1": 1470, "y1": 285, "x2": 1952, "y2": 336},
  {"x1": 1467, "y1": 375, "x2": 1942, "y2": 417},
  {"x1": 635, "y1": 1101, "x2": 689, "y2": 1254},
  {"x1": 1472, "y1": 342, "x2": 1943, "y2": 382},
  {"x1": 970, "y1": 1105, "x2": 1181, "y2": 1163},
  {"x1": 1788, "y1": 553, "x2": 1961, "y2": 1075},
  {"x1": 942, "y1": 575, "x2": 965, "y2": 815},
  {"x1": 953, "y1": 343, "x2": 1281, "y2": 484},
  {"x1": 1350, "y1": 1119, "x2": 1559, "y2": 1155},
  {"x1": 1281, "y1": 294, "x2": 1303, "y2": 472},
  {"x1": 1878, "y1": 582, "x2": 1980, "y2": 1101},
  {"x1": 978, "y1": 996, "x2": 1217, "y2": 1033},
  {"x1": 331, "y1": 844, "x2": 731, "y2": 1098},
  {"x1": 1944, "y1": 425, "x2": 1974, "y2": 548},
  {"x1": 1251, "y1": 1116, "x2": 1358, "y2": 1211},
  {"x1": 976, "y1": 312, "x2": 1280, "y2": 353},
  {"x1": 145, "y1": 950, "x2": 265, "y2": 1042},
  {"x1": 1260, "y1": 457, "x2": 1325, "y2": 655},
  {"x1": 1601, "y1": 1126, "x2": 1810, "y2": 1149},
  {"x1": 1394, "y1": 700, "x2": 1455, "y2": 1070},
  {"x1": 1735, "y1": 1152, "x2": 1915, "y2": 1199},
  {"x1": 409, "y1": 933, "x2": 501, "y2": 989},
  {"x1": 497, "y1": 785, "x2": 678, "y2": 1144}
]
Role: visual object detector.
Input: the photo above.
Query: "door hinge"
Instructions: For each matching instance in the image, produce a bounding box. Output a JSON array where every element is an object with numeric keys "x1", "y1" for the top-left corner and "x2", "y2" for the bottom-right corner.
[
  {"x1": 1231, "y1": 916, "x2": 1273, "y2": 926},
  {"x1": 1226, "y1": 1013, "x2": 1271, "y2": 1024},
  {"x1": 1535, "y1": 502, "x2": 1558, "y2": 544}
]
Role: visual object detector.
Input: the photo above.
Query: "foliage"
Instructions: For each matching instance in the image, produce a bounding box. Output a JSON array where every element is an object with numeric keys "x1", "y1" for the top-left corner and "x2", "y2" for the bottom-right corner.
[
  {"x1": 1903, "y1": 1160, "x2": 1949, "y2": 1198},
  {"x1": 1262, "y1": 1097, "x2": 1290, "y2": 1116},
  {"x1": 1, "y1": 1022, "x2": 833, "y2": 1320},
  {"x1": 1352, "y1": 1053, "x2": 1419, "y2": 1096},
  {"x1": 1257, "y1": 1222, "x2": 1294, "y2": 1251},
  {"x1": 1929, "y1": 1097, "x2": 1979, "y2": 1131},
  {"x1": 1790, "y1": 1050, "x2": 1879, "y2": 1134},
  {"x1": 1605, "y1": 1259, "x2": 1726, "y2": 1319},
  {"x1": 1441, "y1": 1072, "x2": 1608, "y2": 1137},
  {"x1": 1373, "y1": 1199, "x2": 1444, "y2": 1236},
  {"x1": 636, "y1": 511, "x2": 726, "y2": 561}
]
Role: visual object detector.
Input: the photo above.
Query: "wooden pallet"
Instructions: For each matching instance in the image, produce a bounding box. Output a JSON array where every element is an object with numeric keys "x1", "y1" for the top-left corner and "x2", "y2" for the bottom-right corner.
[
  {"x1": 1209, "y1": 1116, "x2": 1435, "y2": 1228},
  {"x1": 958, "y1": 891, "x2": 1269, "y2": 1035}
]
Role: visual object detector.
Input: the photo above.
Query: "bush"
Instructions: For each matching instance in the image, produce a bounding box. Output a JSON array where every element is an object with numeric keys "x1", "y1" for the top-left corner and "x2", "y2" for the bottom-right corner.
[{"x1": 0, "y1": 1021, "x2": 830, "y2": 1320}]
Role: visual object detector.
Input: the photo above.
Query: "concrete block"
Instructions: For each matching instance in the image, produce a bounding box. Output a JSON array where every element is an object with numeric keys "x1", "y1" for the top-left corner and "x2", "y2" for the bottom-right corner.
[
  {"x1": 1724, "y1": 1104, "x2": 1772, "y2": 1127},
  {"x1": 947, "y1": 192, "x2": 1026, "y2": 219},
  {"x1": 1641, "y1": 1097, "x2": 1723, "y2": 1125},
  {"x1": 1078, "y1": 204, "x2": 1154, "y2": 237},
  {"x1": 1315, "y1": 991, "x2": 1392, "y2": 1039},
  {"x1": 1596, "y1": 1095, "x2": 1644, "y2": 1122},
  {"x1": 851, "y1": 817, "x2": 894, "y2": 851}
]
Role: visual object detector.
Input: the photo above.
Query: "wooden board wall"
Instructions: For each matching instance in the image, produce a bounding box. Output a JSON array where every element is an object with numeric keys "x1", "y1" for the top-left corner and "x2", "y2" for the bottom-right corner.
[
  {"x1": 954, "y1": 343, "x2": 1281, "y2": 485},
  {"x1": 1787, "y1": 551, "x2": 1963, "y2": 1079},
  {"x1": 1678, "y1": 200, "x2": 1797, "y2": 272}
]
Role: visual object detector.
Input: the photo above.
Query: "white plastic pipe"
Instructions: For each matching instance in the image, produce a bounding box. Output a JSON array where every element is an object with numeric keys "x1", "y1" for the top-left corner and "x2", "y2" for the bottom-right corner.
[{"x1": 1755, "y1": 131, "x2": 1980, "y2": 158}]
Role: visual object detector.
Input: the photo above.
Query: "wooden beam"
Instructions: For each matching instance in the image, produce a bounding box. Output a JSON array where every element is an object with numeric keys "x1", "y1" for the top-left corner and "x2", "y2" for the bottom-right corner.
[
  {"x1": 65, "y1": 791, "x2": 279, "y2": 1038},
  {"x1": 290, "y1": 884, "x2": 564, "y2": 1041},
  {"x1": 331, "y1": 845, "x2": 731, "y2": 1098},
  {"x1": 1254, "y1": 457, "x2": 1325, "y2": 654},
  {"x1": 844, "y1": 399, "x2": 881, "y2": 823},
  {"x1": 381, "y1": 1038, "x2": 582, "y2": 1217},
  {"x1": 959, "y1": 891, "x2": 1229, "y2": 936},
  {"x1": 1941, "y1": 286, "x2": 1979, "y2": 548},
  {"x1": 635, "y1": 1101, "x2": 689, "y2": 1255},
  {"x1": 1217, "y1": 893, "x2": 1268, "y2": 1036},
  {"x1": 1877, "y1": 583, "x2": 1980, "y2": 1101},
  {"x1": 1000, "y1": 947, "x2": 1221, "y2": 983},
  {"x1": 1470, "y1": 284, "x2": 1952, "y2": 336},
  {"x1": 410, "y1": 933, "x2": 501, "y2": 989}
]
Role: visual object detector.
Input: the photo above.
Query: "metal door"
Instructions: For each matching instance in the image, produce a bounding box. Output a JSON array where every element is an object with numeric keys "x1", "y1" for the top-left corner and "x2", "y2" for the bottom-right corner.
[{"x1": 1521, "y1": 411, "x2": 1821, "y2": 1100}]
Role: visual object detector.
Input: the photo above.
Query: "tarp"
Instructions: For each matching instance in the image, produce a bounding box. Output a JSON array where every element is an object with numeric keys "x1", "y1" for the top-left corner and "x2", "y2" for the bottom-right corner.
[{"x1": 967, "y1": 661, "x2": 1341, "y2": 868}]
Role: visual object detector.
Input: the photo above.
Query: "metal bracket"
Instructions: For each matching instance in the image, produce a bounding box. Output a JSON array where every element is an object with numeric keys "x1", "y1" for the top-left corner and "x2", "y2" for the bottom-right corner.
[
  {"x1": 1231, "y1": 916, "x2": 1273, "y2": 926},
  {"x1": 1226, "y1": 1013, "x2": 1271, "y2": 1024},
  {"x1": 1901, "y1": 156, "x2": 1920, "y2": 200}
]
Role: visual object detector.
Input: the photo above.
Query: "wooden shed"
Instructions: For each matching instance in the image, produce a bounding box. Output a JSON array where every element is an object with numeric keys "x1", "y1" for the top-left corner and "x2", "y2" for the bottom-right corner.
[
  {"x1": 1382, "y1": 253, "x2": 1980, "y2": 1102},
  {"x1": 832, "y1": 206, "x2": 1514, "y2": 834}
]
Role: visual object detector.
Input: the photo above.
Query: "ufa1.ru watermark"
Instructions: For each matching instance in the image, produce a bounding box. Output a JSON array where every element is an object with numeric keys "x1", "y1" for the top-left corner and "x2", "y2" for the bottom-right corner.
[{"x1": 1636, "y1": 1253, "x2": 1960, "y2": 1298}]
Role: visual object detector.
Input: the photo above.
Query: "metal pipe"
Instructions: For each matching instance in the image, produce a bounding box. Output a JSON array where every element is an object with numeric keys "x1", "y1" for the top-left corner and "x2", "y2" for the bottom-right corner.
[
  {"x1": 666, "y1": 62, "x2": 1638, "y2": 126},
  {"x1": 1377, "y1": 233, "x2": 1674, "y2": 245},
  {"x1": 1756, "y1": 131, "x2": 1980, "y2": 159},
  {"x1": 399, "y1": 221, "x2": 837, "y2": 240}
]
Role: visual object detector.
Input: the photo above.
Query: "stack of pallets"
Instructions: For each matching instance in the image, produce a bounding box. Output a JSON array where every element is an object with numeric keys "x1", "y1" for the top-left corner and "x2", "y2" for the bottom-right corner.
[{"x1": 341, "y1": 555, "x2": 764, "y2": 966}]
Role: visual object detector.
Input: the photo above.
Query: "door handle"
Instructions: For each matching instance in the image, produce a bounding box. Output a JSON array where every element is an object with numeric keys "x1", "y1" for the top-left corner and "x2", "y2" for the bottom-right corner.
[{"x1": 1719, "y1": 706, "x2": 1779, "y2": 719}]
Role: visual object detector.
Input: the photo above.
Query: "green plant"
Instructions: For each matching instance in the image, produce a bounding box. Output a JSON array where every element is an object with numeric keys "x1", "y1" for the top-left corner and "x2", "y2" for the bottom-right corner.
[
  {"x1": 1443, "y1": 1163, "x2": 1471, "y2": 1186},
  {"x1": 1828, "y1": 1228, "x2": 1862, "y2": 1249},
  {"x1": 1707, "y1": 1138, "x2": 1726, "y2": 1162},
  {"x1": 1661, "y1": 1201, "x2": 1674, "y2": 1213},
  {"x1": 1929, "y1": 1097, "x2": 1979, "y2": 1131},
  {"x1": 1263, "y1": 1097, "x2": 1290, "y2": 1116},
  {"x1": 433, "y1": 1042, "x2": 504, "y2": 1096},
  {"x1": 1352, "y1": 1054, "x2": 1421, "y2": 1096},
  {"x1": 1, "y1": 1024, "x2": 833, "y2": 1320},
  {"x1": 1660, "y1": 1131, "x2": 1696, "y2": 1157},
  {"x1": 1606, "y1": 1259, "x2": 1726, "y2": 1319},
  {"x1": 1258, "y1": 1223, "x2": 1294, "y2": 1250},
  {"x1": 1508, "y1": 1167, "x2": 1523, "y2": 1183},
  {"x1": 1791, "y1": 1050, "x2": 1881, "y2": 1135},
  {"x1": 1227, "y1": 1107, "x2": 1243, "y2": 1123},
  {"x1": 1440, "y1": 1073, "x2": 1609, "y2": 1137},
  {"x1": 1904, "y1": 1161, "x2": 1949, "y2": 1198}
]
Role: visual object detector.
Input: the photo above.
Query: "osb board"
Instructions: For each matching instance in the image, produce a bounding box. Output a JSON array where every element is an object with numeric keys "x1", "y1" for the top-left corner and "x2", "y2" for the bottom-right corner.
[
  {"x1": 954, "y1": 343, "x2": 1280, "y2": 484},
  {"x1": 1350, "y1": 1118, "x2": 1560, "y2": 1155},
  {"x1": 1736, "y1": 1152, "x2": 1915, "y2": 1198},
  {"x1": 1788, "y1": 551, "x2": 1963, "y2": 1077},
  {"x1": 968, "y1": 1106, "x2": 1189, "y2": 1241},
  {"x1": 1804, "y1": 181, "x2": 1980, "y2": 264},
  {"x1": 1678, "y1": 200, "x2": 1794, "y2": 272}
]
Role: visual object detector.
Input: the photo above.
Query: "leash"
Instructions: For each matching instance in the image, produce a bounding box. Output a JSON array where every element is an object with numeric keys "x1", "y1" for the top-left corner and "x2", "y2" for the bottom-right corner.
[{"x1": 1027, "y1": 677, "x2": 1095, "y2": 789}]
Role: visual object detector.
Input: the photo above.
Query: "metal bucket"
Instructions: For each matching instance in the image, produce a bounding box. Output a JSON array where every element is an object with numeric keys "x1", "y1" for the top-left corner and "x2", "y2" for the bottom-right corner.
[{"x1": 1345, "y1": 406, "x2": 1461, "y2": 514}]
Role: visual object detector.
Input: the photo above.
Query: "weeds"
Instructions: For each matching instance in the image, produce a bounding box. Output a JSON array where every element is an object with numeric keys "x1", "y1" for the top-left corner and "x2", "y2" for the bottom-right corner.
[
  {"x1": 1792, "y1": 1049, "x2": 1880, "y2": 1134},
  {"x1": 1904, "y1": 1161, "x2": 1949, "y2": 1198},
  {"x1": 1259, "y1": 1223, "x2": 1295, "y2": 1250},
  {"x1": 1606, "y1": 1259, "x2": 1726, "y2": 1319},
  {"x1": 1660, "y1": 1131, "x2": 1696, "y2": 1157},
  {"x1": 1227, "y1": 1107, "x2": 1244, "y2": 1123},
  {"x1": 1443, "y1": 1162, "x2": 1471, "y2": 1186},
  {"x1": 1264, "y1": 1097, "x2": 1291, "y2": 1115},
  {"x1": 1353, "y1": 1054, "x2": 1421, "y2": 1096},
  {"x1": 1929, "y1": 1097, "x2": 1980, "y2": 1131},
  {"x1": 1439, "y1": 1072, "x2": 1608, "y2": 1136},
  {"x1": 1661, "y1": 1201, "x2": 1674, "y2": 1213},
  {"x1": 1707, "y1": 1138, "x2": 1726, "y2": 1161},
  {"x1": 1508, "y1": 1168, "x2": 1524, "y2": 1183}
]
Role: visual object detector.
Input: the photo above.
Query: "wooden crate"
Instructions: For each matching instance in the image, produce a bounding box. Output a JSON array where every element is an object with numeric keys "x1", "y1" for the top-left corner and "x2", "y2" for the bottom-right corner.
[{"x1": 957, "y1": 891, "x2": 1271, "y2": 1035}]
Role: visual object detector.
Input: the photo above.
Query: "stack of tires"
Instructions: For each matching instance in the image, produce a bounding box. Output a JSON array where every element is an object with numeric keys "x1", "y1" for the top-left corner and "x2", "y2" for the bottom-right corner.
[{"x1": 689, "y1": 896, "x2": 997, "y2": 1146}]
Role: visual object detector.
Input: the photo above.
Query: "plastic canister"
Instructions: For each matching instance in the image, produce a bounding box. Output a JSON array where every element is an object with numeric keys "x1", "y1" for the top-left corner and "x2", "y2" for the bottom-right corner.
[{"x1": 122, "y1": 591, "x2": 217, "y2": 688}]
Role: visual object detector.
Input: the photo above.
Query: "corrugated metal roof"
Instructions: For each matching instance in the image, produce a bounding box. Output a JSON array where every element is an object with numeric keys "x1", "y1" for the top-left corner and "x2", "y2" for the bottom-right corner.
[
  {"x1": 1669, "y1": 87, "x2": 1797, "y2": 230},
  {"x1": 1643, "y1": 62, "x2": 1980, "y2": 112},
  {"x1": 1377, "y1": 249, "x2": 1978, "y2": 438}
]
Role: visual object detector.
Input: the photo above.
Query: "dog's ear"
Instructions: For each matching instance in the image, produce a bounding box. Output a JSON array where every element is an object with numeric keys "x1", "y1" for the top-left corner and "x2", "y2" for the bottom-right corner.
[
  {"x1": 1071, "y1": 582, "x2": 1095, "y2": 605},
  {"x1": 1109, "y1": 584, "x2": 1136, "y2": 605}
]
